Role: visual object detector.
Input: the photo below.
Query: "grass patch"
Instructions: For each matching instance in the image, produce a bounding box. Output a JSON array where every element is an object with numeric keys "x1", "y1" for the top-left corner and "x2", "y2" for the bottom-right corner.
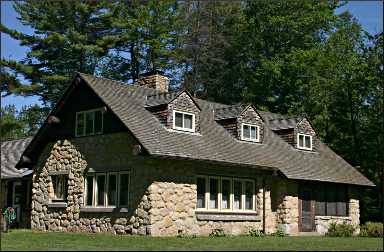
[{"x1": 1, "y1": 229, "x2": 383, "y2": 251}]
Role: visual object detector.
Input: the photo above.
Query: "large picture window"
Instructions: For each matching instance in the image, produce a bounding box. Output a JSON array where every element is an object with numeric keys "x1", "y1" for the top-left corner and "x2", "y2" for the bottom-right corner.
[
  {"x1": 85, "y1": 172, "x2": 129, "y2": 208},
  {"x1": 76, "y1": 108, "x2": 104, "y2": 137},
  {"x1": 196, "y1": 176, "x2": 256, "y2": 212}
]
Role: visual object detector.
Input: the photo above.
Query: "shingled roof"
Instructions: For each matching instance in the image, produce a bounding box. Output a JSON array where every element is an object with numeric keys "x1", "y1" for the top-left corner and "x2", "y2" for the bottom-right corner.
[
  {"x1": 18, "y1": 73, "x2": 374, "y2": 187},
  {"x1": 1, "y1": 137, "x2": 33, "y2": 179}
]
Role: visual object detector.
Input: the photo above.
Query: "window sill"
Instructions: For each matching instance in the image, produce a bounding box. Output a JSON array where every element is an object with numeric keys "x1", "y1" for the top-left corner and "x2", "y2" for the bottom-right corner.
[
  {"x1": 315, "y1": 216, "x2": 351, "y2": 220},
  {"x1": 80, "y1": 207, "x2": 129, "y2": 213},
  {"x1": 195, "y1": 211, "x2": 261, "y2": 221},
  {"x1": 48, "y1": 202, "x2": 68, "y2": 208}
]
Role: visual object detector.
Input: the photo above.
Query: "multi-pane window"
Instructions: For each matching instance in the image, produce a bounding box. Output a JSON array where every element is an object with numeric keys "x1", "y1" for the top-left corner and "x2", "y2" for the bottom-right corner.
[
  {"x1": 52, "y1": 175, "x2": 67, "y2": 201},
  {"x1": 241, "y1": 123, "x2": 260, "y2": 142},
  {"x1": 173, "y1": 110, "x2": 195, "y2": 132},
  {"x1": 76, "y1": 108, "x2": 103, "y2": 137},
  {"x1": 85, "y1": 172, "x2": 129, "y2": 208},
  {"x1": 297, "y1": 133, "x2": 312, "y2": 150},
  {"x1": 315, "y1": 184, "x2": 348, "y2": 217},
  {"x1": 196, "y1": 176, "x2": 256, "y2": 212}
]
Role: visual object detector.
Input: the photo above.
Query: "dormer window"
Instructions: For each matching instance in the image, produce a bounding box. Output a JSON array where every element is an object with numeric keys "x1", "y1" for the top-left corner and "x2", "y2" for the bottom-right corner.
[
  {"x1": 241, "y1": 123, "x2": 260, "y2": 142},
  {"x1": 76, "y1": 108, "x2": 104, "y2": 137},
  {"x1": 173, "y1": 110, "x2": 195, "y2": 132},
  {"x1": 297, "y1": 133, "x2": 312, "y2": 150}
]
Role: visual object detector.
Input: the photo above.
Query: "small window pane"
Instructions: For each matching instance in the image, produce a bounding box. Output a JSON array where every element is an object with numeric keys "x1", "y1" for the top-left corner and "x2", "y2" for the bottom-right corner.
[
  {"x1": 108, "y1": 174, "x2": 117, "y2": 206},
  {"x1": 119, "y1": 174, "x2": 129, "y2": 206},
  {"x1": 86, "y1": 112, "x2": 95, "y2": 135},
  {"x1": 250, "y1": 126, "x2": 257, "y2": 140},
  {"x1": 76, "y1": 113, "x2": 85, "y2": 136},
  {"x1": 233, "y1": 181, "x2": 242, "y2": 210},
  {"x1": 299, "y1": 135, "x2": 304, "y2": 147},
  {"x1": 175, "y1": 112, "x2": 183, "y2": 128},
  {"x1": 305, "y1": 136, "x2": 311, "y2": 148},
  {"x1": 245, "y1": 181, "x2": 254, "y2": 210},
  {"x1": 315, "y1": 185, "x2": 326, "y2": 216},
  {"x1": 184, "y1": 114, "x2": 193, "y2": 129},
  {"x1": 197, "y1": 178, "x2": 206, "y2": 208},
  {"x1": 13, "y1": 184, "x2": 22, "y2": 206},
  {"x1": 54, "y1": 176, "x2": 66, "y2": 200},
  {"x1": 94, "y1": 110, "x2": 103, "y2": 134},
  {"x1": 326, "y1": 186, "x2": 337, "y2": 216},
  {"x1": 243, "y1": 125, "x2": 250, "y2": 139},
  {"x1": 96, "y1": 175, "x2": 106, "y2": 206},
  {"x1": 209, "y1": 178, "x2": 219, "y2": 209},
  {"x1": 86, "y1": 176, "x2": 93, "y2": 207},
  {"x1": 222, "y1": 179, "x2": 231, "y2": 209}
]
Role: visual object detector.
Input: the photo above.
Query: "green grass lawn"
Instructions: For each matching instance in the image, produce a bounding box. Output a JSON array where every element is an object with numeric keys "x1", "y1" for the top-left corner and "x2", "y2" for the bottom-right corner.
[{"x1": 1, "y1": 229, "x2": 383, "y2": 251}]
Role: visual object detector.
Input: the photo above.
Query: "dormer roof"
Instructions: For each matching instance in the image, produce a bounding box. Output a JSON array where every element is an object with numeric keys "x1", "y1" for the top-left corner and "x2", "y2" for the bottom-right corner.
[
  {"x1": 145, "y1": 90, "x2": 201, "y2": 110},
  {"x1": 214, "y1": 104, "x2": 264, "y2": 121}
]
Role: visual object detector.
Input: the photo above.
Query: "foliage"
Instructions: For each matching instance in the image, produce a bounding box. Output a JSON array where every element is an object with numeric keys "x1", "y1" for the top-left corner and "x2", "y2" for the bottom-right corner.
[
  {"x1": 248, "y1": 229, "x2": 265, "y2": 237},
  {"x1": 360, "y1": 222, "x2": 383, "y2": 238},
  {"x1": 0, "y1": 104, "x2": 48, "y2": 140},
  {"x1": 326, "y1": 222, "x2": 355, "y2": 237},
  {"x1": 209, "y1": 228, "x2": 226, "y2": 237},
  {"x1": 270, "y1": 227, "x2": 287, "y2": 237}
]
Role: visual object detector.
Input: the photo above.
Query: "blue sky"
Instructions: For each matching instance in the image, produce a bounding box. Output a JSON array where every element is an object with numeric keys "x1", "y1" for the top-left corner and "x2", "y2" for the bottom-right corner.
[{"x1": 1, "y1": 1, "x2": 383, "y2": 110}]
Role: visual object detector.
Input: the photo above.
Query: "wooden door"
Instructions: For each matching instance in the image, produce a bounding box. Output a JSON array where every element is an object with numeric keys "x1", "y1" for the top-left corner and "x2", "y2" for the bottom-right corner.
[{"x1": 299, "y1": 188, "x2": 315, "y2": 232}]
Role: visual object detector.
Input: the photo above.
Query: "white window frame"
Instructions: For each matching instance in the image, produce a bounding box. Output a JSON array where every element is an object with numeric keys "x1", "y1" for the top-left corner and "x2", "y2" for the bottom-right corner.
[
  {"x1": 172, "y1": 110, "x2": 196, "y2": 132},
  {"x1": 106, "y1": 172, "x2": 118, "y2": 208},
  {"x1": 241, "y1": 123, "x2": 260, "y2": 142},
  {"x1": 75, "y1": 108, "x2": 104, "y2": 137},
  {"x1": 195, "y1": 176, "x2": 256, "y2": 213},
  {"x1": 118, "y1": 171, "x2": 130, "y2": 208},
  {"x1": 297, "y1": 133, "x2": 313, "y2": 151},
  {"x1": 84, "y1": 172, "x2": 130, "y2": 208}
]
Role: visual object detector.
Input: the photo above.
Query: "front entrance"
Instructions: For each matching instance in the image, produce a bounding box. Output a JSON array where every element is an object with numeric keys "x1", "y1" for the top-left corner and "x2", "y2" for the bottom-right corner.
[{"x1": 299, "y1": 187, "x2": 315, "y2": 232}]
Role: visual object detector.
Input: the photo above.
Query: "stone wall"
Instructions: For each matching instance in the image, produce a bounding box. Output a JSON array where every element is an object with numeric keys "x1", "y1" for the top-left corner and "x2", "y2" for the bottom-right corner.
[
  {"x1": 315, "y1": 216, "x2": 353, "y2": 235},
  {"x1": 31, "y1": 132, "x2": 151, "y2": 234}
]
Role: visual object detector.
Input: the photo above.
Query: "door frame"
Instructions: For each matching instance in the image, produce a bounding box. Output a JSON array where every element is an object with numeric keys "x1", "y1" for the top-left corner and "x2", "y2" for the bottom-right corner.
[{"x1": 298, "y1": 185, "x2": 315, "y2": 232}]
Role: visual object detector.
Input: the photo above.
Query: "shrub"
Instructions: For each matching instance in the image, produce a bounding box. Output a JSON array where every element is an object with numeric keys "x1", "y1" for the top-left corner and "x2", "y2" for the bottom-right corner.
[
  {"x1": 326, "y1": 222, "x2": 355, "y2": 237},
  {"x1": 209, "y1": 229, "x2": 226, "y2": 237},
  {"x1": 271, "y1": 226, "x2": 287, "y2": 237},
  {"x1": 360, "y1": 222, "x2": 383, "y2": 237},
  {"x1": 248, "y1": 229, "x2": 265, "y2": 237}
]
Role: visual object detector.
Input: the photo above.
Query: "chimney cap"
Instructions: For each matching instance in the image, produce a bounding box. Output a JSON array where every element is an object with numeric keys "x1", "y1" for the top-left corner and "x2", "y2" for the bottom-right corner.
[{"x1": 140, "y1": 69, "x2": 166, "y2": 77}]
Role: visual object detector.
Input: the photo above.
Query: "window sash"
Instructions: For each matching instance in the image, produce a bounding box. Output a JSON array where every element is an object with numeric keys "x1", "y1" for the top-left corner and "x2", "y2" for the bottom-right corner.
[
  {"x1": 297, "y1": 133, "x2": 312, "y2": 150},
  {"x1": 75, "y1": 108, "x2": 104, "y2": 137},
  {"x1": 53, "y1": 175, "x2": 67, "y2": 201},
  {"x1": 172, "y1": 110, "x2": 195, "y2": 132},
  {"x1": 241, "y1": 123, "x2": 260, "y2": 142},
  {"x1": 85, "y1": 172, "x2": 130, "y2": 208},
  {"x1": 196, "y1": 176, "x2": 256, "y2": 212}
]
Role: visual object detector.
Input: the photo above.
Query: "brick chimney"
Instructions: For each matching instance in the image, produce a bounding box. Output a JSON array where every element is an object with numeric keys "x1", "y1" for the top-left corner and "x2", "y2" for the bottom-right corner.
[{"x1": 137, "y1": 70, "x2": 169, "y2": 93}]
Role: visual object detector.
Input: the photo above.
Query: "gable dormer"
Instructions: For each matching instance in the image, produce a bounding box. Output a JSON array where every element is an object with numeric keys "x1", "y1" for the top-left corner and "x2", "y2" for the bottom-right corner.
[
  {"x1": 269, "y1": 117, "x2": 317, "y2": 151},
  {"x1": 215, "y1": 104, "x2": 264, "y2": 143},
  {"x1": 145, "y1": 91, "x2": 201, "y2": 133}
]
